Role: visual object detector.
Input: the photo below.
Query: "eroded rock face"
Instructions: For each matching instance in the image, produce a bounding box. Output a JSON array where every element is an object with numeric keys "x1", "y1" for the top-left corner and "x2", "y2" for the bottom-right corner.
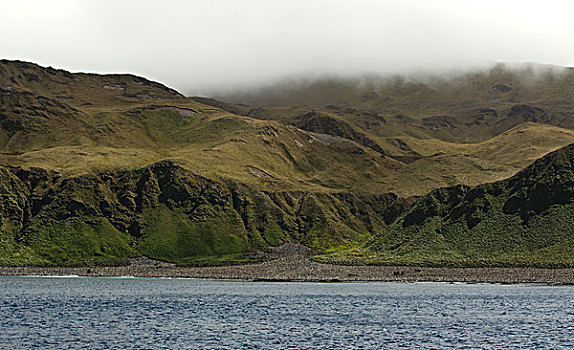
[
  {"x1": 395, "y1": 143, "x2": 574, "y2": 231},
  {"x1": 294, "y1": 111, "x2": 386, "y2": 155},
  {"x1": 507, "y1": 104, "x2": 552, "y2": 124},
  {"x1": 0, "y1": 167, "x2": 30, "y2": 236},
  {"x1": 0, "y1": 161, "x2": 406, "y2": 265},
  {"x1": 368, "y1": 143, "x2": 574, "y2": 267}
]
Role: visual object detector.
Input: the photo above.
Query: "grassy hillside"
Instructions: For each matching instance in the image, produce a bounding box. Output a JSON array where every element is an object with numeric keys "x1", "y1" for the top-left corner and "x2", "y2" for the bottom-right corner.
[
  {"x1": 216, "y1": 64, "x2": 574, "y2": 196},
  {"x1": 0, "y1": 60, "x2": 400, "y2": 193},
  {"x1": 0, "y1": 162, "x2": 409, "y2": 266},
  {"x1": 3, "y1": 60, "x2": 574, "y2": 195},
  {"x1": 317, "y1": 143, "x2": 574, "y2": 267},
  {"x1": 220, "y1": 63, "x2": 574, "y2": 145},
  {"x1": 0, "y1": 59, "x2": 182, "y2": 107},
  {"x1": 0, "y1": 60, "x2": 408, "y2": 266},
  {"x1": 220, "y1": 63, "x2": 574, "y2": 131},
  {"x1": 3, "y1": 59, "x2": 574, "y2": 266},
  {"x1": 376, "y1": 123, "x2": 574, "y2": 196}
]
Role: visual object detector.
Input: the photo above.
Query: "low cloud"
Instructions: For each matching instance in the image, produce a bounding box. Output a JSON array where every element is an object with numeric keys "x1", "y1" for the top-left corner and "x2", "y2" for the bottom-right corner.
[{"x1": 1, "y1": 0, "x2": 573, "y2": 96}]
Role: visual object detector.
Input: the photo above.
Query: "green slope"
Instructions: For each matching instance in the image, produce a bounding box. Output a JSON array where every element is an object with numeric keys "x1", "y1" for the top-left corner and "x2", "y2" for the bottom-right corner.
[
  {"x1": 0, "y1": 162, "x2": 407, "y2": 266},
  {"x1": 318, "y1": 143, "x2": 574, "y2": 267}
]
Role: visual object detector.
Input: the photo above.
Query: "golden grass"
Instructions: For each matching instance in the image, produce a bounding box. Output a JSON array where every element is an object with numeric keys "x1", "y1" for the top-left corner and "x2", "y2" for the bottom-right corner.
[{"x1": 4, "y1": 60, "x2": 574, "y2": 198}]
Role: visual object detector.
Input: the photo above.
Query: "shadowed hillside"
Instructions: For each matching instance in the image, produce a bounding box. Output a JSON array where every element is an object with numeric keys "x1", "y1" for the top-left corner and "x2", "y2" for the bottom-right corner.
[
  {"x1": 0, "y1": 161, "x2": 410, "y2": 266},
  {"x1": 318, "y1": 143, "x2": 574, "y2": 267},
  {"x1": 0, "y1": 60, "x2": 410, "y2": 265}
]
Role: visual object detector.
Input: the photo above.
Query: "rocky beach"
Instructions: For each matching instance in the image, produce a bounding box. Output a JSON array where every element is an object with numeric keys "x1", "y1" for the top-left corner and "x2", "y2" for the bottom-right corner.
[{"x1": 2, "y1": 257, "x2": 574, "y2": 284}]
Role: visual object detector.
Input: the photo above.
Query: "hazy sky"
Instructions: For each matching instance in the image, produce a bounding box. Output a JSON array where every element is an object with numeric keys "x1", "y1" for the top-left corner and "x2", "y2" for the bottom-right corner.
[{"x1": 1, "y1": 0, "x2": 574, "y2": 95}]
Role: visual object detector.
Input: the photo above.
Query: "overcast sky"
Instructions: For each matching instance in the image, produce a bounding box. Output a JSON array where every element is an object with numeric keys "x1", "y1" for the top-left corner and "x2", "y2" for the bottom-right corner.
[{"x1": 1, "y1": 0, "x2": 574, "y2": 95}]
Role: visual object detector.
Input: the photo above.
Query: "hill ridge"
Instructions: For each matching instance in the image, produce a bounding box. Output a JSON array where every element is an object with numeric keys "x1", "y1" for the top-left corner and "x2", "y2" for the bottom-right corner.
[{"x1": 320, "y1": 142, "x2": 574, "y2": 267}]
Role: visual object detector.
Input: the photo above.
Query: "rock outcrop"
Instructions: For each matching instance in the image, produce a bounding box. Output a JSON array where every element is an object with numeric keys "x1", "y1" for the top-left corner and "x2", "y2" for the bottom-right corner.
[{"x1": 0, "y1": 161, "x2": 406, "y2": 266}]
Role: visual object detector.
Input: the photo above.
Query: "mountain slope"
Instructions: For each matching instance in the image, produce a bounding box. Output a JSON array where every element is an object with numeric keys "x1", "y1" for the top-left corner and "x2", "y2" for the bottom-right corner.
[
  {"x1": 0, "y1": 59, "x2": 182, "y2": 107},
  {"x1": 3, "y1": 59, "x2": 574, "y2": 267},
  {"x1": 214, "y1": 64, "x2": 574, "y2": 196},
  {"x1": 220, "y1": 63, "x2": 574, "y2": 147},
  {"x1": 0, "y1": 60, "x2": 400, "y2": 192},
  {"x1": 0, "y1": 60, "x2": 413, "y2": 265},
  {"x1": 0, "y1": 161, "x2": 409, "y2": 266},
  {"x1": 318, "y1": 143, "x2": 574, "y2": 267}
]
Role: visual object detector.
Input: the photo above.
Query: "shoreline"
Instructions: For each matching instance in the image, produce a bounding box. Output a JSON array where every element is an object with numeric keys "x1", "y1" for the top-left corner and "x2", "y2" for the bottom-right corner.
[{"x1": 1, "y1": 257, "x2": 574, "y2": 284}]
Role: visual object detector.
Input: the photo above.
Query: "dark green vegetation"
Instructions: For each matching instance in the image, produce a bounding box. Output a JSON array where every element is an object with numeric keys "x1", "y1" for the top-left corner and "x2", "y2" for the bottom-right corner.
[
  {"x1": 2, "y1": 59, "x2": 574, "y2": 267},
  {"x1": 0, "y1": 161, "x2": 406, "y2": 266},
  {"x1": 318, "y1": 144, "x2": 574, "y2": 267}
]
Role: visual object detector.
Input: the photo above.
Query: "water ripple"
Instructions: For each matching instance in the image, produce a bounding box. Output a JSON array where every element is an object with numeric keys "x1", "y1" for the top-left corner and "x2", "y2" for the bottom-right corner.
[{"x1": 0, "y1": 278, "x2": 573, "y2": 349}]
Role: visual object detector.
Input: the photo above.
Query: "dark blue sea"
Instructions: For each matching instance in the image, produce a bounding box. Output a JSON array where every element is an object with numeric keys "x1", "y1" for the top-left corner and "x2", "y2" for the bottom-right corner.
[{"x1": 0, "y1": 277, "x2": 573, "y2": 349}]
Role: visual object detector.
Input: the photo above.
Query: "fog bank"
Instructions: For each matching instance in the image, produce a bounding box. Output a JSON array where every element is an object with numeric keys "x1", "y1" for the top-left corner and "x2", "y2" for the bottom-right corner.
[{"x1": 1, "y1": 0, "x2": 573, "y2": 95}]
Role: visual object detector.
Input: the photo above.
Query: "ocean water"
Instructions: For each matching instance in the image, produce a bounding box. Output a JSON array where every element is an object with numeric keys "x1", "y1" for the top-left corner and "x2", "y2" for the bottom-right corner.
[{"x1": 0, "y1": 277, "x2": 573, "y2": 349}]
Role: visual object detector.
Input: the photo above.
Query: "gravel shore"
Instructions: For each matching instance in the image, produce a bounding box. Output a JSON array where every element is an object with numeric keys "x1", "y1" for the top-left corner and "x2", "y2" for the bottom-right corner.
[{"x1": 1, "y1": 257, "x2": 574, "y2": 284}]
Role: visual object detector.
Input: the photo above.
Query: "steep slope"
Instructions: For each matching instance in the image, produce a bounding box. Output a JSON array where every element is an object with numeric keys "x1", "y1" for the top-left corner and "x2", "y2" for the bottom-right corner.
[
  {"x1": 0, "y1": 161, "x2": 408, "y2": 266},
  {"x1": 319, "y1": 143, "x2": 574, "y2": 267},
  {"x1": 0, "y1": 59, "x2": 413, "y2": 265}
]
